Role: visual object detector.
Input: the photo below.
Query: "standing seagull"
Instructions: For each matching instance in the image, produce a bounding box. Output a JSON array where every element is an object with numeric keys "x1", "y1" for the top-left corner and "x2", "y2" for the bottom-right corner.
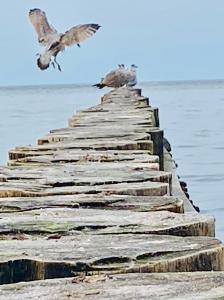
[
  {"x1": 93, "y1": 64, "x2": 138, "y2": 89},
  {"x1": 93, "y1": 65, "x2": 129, "y2": 89},
  {"x1": 126, "y1": 64, "x2": 138, "y2": 87},
  {"x1": 29, "y1": 8, "x2": 101, "y2": 71}
]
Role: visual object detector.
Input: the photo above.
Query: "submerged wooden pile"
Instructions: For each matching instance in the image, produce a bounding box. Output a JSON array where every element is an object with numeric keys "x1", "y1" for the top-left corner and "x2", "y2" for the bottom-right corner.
[{"x1": 0, "y1": 87, "x2": 224, "y2": 298}]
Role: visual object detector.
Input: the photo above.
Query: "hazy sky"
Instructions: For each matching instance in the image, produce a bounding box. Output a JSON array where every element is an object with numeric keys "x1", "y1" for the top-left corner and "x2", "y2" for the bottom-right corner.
[{"x1": 0, "y1": 0, "x2": 224, "y2": 86}]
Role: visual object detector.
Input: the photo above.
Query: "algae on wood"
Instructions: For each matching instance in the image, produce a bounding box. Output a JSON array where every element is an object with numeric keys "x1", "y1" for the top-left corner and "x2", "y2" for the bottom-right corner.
[{"x1": 0, "y1": 209, "x2": 214, "y2": 236}]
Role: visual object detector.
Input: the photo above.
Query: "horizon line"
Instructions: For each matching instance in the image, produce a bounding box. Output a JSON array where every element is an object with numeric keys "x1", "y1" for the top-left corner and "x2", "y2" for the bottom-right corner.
[{"x1": 1, "y1": 78, "x2": 224, "y2": 89}]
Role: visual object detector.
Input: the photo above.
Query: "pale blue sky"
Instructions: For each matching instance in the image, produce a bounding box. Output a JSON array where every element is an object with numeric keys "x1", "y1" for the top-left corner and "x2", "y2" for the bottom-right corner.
[{"x1": 0, "y1": 0, "x2": 224, "y2": 86}]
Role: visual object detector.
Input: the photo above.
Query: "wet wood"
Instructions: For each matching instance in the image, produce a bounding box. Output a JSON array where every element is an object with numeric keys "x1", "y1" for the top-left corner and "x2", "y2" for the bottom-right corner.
[{"x1": 2, "y1": 272, "x2": 224, "y2": 300}]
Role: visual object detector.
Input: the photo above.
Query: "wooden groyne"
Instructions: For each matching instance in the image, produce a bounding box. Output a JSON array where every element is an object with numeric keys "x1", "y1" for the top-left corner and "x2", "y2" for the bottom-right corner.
[{"x1": 0, "y1": 87, "x2": 224, "y2": 298}]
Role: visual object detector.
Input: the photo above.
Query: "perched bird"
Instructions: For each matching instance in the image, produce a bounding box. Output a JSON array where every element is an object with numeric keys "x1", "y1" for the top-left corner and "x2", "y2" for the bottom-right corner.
[
  {"x1": 126, "y1": 64, "x2": 138, "y2": 87},
  {"x1": 29, "y1": 8, "x2": 101, "y2": 71},
  {"x1": 93, "y1": 64, "x2": 138, "y2": 89},
  {"x1": 93, "y1": 66, "x2": 128, "y2": 89}
]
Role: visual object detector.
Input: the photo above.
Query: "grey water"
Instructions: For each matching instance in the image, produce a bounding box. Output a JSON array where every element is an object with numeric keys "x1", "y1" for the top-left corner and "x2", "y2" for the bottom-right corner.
[{"x1": 0, "y1": 81, "x2": 224, "y2": 241}]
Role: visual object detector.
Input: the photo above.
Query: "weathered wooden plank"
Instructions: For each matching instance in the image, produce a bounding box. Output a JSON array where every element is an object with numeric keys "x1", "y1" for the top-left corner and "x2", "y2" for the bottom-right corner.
[
  {"x1": 2, "y1": 272, "x2": 224, "y2": 300},
  {"x1": 37, "y1": 127, "x2": 164, "y2": 170},
  {"x1": 8, "y1": 150, "x2": 159, "y2": 167},
  {"x1": 49, "y1": 124, "x2": 150, "y2": 134},
  {"x1": 0, "y1": 234, "x2": 223, "y2": 284},
  {"x1": 68, "y1": 118, "x2": 153, "y2": 127},
  {"x1": 0, "y1": 181, "x2": 169, "y2": 198},
  {"x1": 37, "y1": 132, "x2": 150, "y2": 145},
  {"x1": 0, "y1": 209, "x2": 214, "y2": 236},
  {"x1": 9, "y1": 140, "x2": 154, "y2": 161},
  {"x1": 74, "y1": 99, "x2": 150, "y2": 112},
  {"x1": 0, "y1": 164, "x2": 171, "y2": 189},
  {"x1": 0, "y1": 163, "x2": 169, "y2": 179},
  {"x1": 68, "y1": 106, "x2": 154, "y2": 118},
  {"x1": 43, "y1": 126, "x2": 162, "y2": 145},
  {"x1": 67, "y1": 98, "x2": 155, "y2": 126},
  {"x1": 68, "y1": 117, "x2": 153, "y2": 128},
  {"x1": 66, "y1": 107, "x2": 154, "y2": 118},
  {"x1": 0, "y1": 195, "x2": 184, "y2": 213},
  {"x1": 39, "y1": 131, "x2": 148, "y2": 142},
  {"x1": 12, "y1": 140, "x2": 153, "y2": 152},
  {"x1": 76, "y1": 108, "x2": 153, "y2": 120}
]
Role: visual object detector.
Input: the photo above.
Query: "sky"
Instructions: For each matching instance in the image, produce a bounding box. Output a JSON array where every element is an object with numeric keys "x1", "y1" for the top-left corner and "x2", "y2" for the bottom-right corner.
[{"x1": 0, "y1": 0, "x2": 224, "y2": 86}]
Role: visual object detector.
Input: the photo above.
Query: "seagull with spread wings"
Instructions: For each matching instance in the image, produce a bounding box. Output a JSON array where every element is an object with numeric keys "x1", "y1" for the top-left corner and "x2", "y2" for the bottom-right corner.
[{"x1": 29, "y1": 8, "x2": 101, "y2": 71}]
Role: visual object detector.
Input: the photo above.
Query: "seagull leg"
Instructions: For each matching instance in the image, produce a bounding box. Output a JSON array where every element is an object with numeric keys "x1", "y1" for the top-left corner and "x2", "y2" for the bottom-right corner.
[
  {"x1": 51, "y1": 61, "x2": 56, "y2": 69},
  {"x1": 77, "y1": 43, "x2": 81, "y2": 48},
  {"x1": 56, "y1": 62, "x2": 62, "y2": 72},
  {"x1": 54, "y1": 57, "x2": 62, "y2": 72}
]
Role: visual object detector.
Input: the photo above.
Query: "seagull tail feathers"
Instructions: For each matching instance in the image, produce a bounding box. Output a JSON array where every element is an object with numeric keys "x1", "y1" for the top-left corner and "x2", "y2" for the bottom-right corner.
[{"x1": 92, "y1": 83, "x2": 106, "y2": 89}]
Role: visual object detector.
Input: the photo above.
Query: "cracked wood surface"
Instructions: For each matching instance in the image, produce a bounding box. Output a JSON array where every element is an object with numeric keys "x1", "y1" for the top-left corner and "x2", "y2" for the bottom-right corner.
[
  {"x1": 0, "y1": 235, "x2": 223, "y2": 284},
  {"x1": 0, "y1": 163, "x2": 171, "y2": 185},
  {"x1": 0, "y1": 87, "x2": 222, "y2": 291},
  {"x1": 2, "y1": 272, "x2": 224, "y2": 300},
  {"x1": 0, "y1": 209, "x2": 214, "y2": 236},
  {"x1": 0, "y1": 180, "x2": 170, "y2": 198},
  {"x1": 8, "y1": 150, "x2": 159, "y2": 167},
  {"x1": 0, "y1": 195, "x2": 183, "y2": 213}
]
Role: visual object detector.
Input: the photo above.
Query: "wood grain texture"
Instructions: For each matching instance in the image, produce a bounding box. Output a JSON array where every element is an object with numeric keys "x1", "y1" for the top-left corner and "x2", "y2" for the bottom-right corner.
[
  {"x1": 0, "y1": 87, "x2": 221, "y2": 291},
  {"x1": 2, "y1": 272, "x2": 224, "y2": 300},
  {"x1": 0, "y1": 234, "x2": 223, "y2": 284}
]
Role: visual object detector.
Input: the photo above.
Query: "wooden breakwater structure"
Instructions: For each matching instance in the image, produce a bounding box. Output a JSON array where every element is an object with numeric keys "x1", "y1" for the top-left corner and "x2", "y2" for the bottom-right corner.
[{"x1": 0, "y1": 87, "x2": 224, "y2": 299}]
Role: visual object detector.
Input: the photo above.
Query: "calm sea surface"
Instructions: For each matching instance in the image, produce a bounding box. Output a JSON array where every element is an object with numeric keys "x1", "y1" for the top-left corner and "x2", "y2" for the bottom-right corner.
[{"x1": 0, "y1": 81, "x2": 224, "y2": 240}]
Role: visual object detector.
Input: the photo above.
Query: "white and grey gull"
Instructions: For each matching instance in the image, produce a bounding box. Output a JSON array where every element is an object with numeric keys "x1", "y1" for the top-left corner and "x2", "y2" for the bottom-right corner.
[
  {"x1": 93, "y1": 64, "x2": 138, "y2": 89},
  {"x1": 29, "y1": 8, "x2": 101, "y2": 71},
  {"x1": 126, "y1": 64, "x2": 138, "y2": 87}
]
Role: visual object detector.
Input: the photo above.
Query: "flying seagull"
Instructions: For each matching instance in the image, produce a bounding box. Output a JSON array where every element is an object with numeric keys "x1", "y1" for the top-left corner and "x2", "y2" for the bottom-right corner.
[
  {"x1": 93, "y1": 64, "x2": 138, "y2": 89},
  {"x1": 29, "y1": 8, "x2": 101, "y2": 71}
]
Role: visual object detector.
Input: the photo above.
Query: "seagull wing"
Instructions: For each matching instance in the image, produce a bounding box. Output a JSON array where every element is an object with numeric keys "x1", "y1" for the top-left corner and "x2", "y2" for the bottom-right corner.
[
  {"x1": 60, "y1": 24, "x2": 101, "y2": 47},
  {"x1": 103, "y1": 70, "x2": 128, "y2": 87},
  {"x1": 126, "y1": 69, "x2": 137, "y2": 85},
  {"x1": 29, "y1": 8, "x2": 58, "y2": 47}
]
